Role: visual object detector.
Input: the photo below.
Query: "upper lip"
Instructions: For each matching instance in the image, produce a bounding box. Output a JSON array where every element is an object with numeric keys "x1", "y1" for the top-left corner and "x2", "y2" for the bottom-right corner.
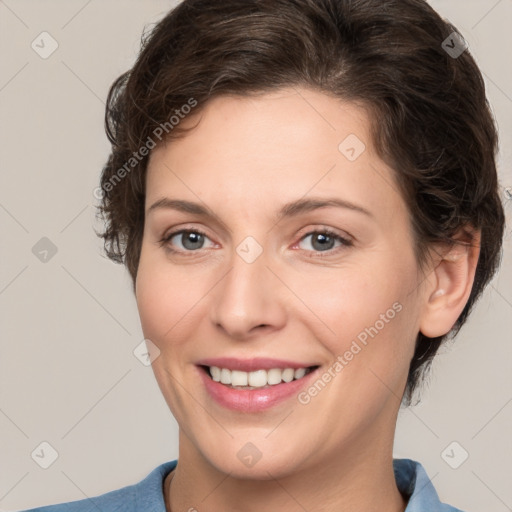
[{"x1": 196, "y1": 357, "x2": 318, "y2": 372}]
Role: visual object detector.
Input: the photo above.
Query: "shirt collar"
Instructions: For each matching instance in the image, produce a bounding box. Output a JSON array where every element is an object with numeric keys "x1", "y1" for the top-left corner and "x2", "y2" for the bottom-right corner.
[
  {"x1": 394, "y1": 458, "x2": 462, "y2": 511},
  {"x1": 147, "y1": 459, "x2": 461, "y2": 512}
]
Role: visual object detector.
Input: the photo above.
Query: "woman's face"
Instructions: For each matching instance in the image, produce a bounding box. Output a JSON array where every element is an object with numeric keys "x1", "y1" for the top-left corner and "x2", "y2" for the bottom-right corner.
[{"x1": 136, "y1": 88, "x2": 428, "y2": 478}]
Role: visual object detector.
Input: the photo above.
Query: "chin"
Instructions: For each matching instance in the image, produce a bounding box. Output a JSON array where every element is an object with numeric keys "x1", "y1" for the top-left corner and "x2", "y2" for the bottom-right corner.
[{"x1": 198, "y1": 437, "x2": 308, "y2": 480}]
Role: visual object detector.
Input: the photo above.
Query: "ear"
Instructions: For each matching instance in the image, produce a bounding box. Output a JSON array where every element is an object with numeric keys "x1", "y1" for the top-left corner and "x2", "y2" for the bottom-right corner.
[{"x1": 419, "y1": 226, "x2": 481, "y2": 338}]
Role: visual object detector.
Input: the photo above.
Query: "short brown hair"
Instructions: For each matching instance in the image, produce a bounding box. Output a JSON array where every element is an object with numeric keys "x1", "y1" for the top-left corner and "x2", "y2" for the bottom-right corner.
[{"x1": 96, "y1": 0, "x2": 505, "y2": 405}]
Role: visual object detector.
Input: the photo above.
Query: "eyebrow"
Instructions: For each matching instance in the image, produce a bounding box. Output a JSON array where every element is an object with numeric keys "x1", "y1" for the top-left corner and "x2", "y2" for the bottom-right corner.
[{"x1": 147, "y1": 197, "x2": 373, "y2": 224}]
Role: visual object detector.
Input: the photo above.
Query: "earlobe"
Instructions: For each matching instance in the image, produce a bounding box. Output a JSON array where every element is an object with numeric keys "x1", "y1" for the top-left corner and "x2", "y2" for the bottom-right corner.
[{"x1": 419, "y1": 228, "x2": 481, "y2": 338}]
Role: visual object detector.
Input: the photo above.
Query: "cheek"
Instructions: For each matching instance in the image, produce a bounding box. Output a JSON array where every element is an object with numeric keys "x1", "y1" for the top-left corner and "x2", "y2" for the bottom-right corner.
[
  {"x1": 299, "y1": 256, "x2": 418, "y2": 384},
  {"x1": 135, "y1": 255, "x2": 209, "y2": 418},
  {"x1": 135, "y1": 253, "x2": 205, "y2": 349},
  {"x1": 296, "y1": 261, "x2": 403, "y2": 340}
]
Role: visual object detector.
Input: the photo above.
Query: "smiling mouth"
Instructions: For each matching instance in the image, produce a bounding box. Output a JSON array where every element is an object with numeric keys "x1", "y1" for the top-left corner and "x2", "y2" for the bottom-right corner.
[{"x1": 200, "y1": 365, "x2": 319, "y2": 390}]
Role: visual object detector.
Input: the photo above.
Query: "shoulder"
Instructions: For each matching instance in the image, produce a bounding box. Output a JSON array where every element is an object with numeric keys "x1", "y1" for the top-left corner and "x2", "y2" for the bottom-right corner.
[
  {"x1": 393, "y1": 458, "x2": 467, "y2": 512},
  {"x1": 18, "y1": 460, "x2": 177, "y2": 512}
]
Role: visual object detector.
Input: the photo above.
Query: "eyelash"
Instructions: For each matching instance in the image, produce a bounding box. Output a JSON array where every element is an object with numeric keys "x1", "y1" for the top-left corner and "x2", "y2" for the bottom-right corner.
[{"x1": 159, "y1": 227, "x2": 353, "y2": 258}]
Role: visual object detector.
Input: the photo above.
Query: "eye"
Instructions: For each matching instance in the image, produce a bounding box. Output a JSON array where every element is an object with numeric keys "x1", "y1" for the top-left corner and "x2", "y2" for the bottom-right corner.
[
  {"x1": 159, "y1": 227, "x2": 352, "y2": 256},
  {"x1": 297, "y1": 229, "x2": 352, "y2": 254},
  {"x1": 161, "y1": 229, "x2": 216, "y2": 253}
]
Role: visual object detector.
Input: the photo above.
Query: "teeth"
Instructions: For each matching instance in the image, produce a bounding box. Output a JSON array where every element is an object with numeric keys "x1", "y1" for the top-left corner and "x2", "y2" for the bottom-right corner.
[
  {"x1": 267, "y1": 368, "x2": 282, "y2": 385},
  {"x1": 210, "y1": 366, "x2": 221, "y2": 382},
  {"x1": 231, "y1": 370, "x2": 248, "y2": 387},
  {"x1": 208, "y1": 366, "x2": 311, "y2": 388},
  {"x1": 282, "y1": 368, "x2": 294, "y2": 382},
  {"x1": 294, "y1": 368, "x2": 306, "y2": 379},
  {"x1": 248, "y1": 369, "x2": 267, "y2": 387},
  {"x1": 220, "y1": 368, "x2": 231, "y2": 385}
]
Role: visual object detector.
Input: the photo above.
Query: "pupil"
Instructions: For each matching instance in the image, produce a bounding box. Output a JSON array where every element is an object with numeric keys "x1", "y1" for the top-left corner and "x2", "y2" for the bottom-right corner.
[
  {"x1": 313, "y1": 233, "x2": 334, "y2": 251},
  {"x1": 183, "y1": 232, "x2": 204, "y2": 250}
]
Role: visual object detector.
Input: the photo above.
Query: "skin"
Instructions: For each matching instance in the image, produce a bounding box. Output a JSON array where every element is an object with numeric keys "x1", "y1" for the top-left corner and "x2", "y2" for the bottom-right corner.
[{"x1": 135, "y1": 87, "x2": 480, "y2": 512}]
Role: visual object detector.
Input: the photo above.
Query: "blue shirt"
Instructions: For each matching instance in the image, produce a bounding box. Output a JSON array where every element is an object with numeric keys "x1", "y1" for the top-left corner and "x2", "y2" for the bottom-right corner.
[{"x1": 20, "y1": 458, "x2": 465, "y2": 511}]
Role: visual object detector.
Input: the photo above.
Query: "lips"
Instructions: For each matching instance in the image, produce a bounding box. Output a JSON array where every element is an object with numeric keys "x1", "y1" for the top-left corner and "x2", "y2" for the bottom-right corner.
[{"x1": 196, "y1": 358, "x2": 320, "y2": 411}]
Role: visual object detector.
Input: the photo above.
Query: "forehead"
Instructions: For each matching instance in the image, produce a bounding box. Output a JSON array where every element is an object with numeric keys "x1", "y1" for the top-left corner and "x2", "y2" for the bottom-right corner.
[
  {"x1": 150, "y1": 88, "x2": 374, "y2": 166},
  {"x1": 145, "y1": 87, "x2": 406, "y2": 227}
]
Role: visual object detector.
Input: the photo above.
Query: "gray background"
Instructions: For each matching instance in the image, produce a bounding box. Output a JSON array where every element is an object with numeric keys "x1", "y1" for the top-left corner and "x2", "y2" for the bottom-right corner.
[{"x1": 0, "y1": 1, "x2": 510, "y2": 510}]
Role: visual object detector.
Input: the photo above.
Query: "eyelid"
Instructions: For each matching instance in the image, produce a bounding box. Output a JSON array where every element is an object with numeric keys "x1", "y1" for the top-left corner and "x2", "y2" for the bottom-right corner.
[
  {"x1": 295, "y1": 225, "x2": 353, "y2": 243},
  {"x1": 160, "y1": 221, "x2": 214, "y2": 240}
]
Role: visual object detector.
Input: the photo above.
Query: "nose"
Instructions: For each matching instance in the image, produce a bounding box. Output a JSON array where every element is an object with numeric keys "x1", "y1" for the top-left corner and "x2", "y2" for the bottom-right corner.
[{"x1": 209, "y1": 248, "x2": 287, "y2": 341}]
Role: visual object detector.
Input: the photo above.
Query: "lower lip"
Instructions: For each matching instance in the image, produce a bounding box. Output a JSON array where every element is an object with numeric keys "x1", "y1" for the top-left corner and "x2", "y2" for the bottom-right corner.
[{"x1": 198, "y1": 367, "x2": 319, "y2": 412}]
